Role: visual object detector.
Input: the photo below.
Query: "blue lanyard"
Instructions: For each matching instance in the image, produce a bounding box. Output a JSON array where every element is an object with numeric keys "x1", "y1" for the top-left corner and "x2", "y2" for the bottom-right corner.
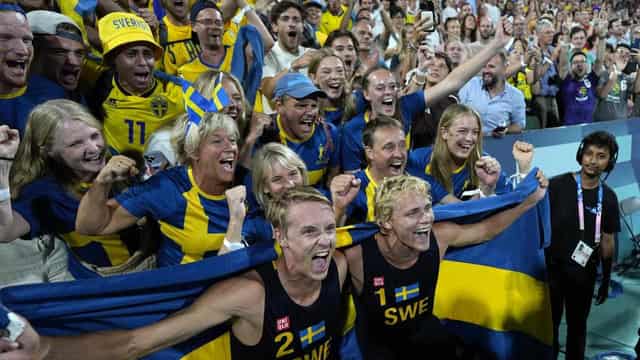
[{"x1": 576, "y1": 172, "x2": 603, "y2": 244}]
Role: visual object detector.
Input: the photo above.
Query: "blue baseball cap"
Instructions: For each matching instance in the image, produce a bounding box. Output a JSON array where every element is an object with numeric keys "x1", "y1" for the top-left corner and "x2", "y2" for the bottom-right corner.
[{"x1": 273, "y1": 72, "x2": 327, "y2": 100}]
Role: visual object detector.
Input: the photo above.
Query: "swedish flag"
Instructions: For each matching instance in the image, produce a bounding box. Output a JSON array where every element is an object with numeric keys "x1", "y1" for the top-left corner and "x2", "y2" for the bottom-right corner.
[
  {"x1": 182, "y1": 76, "x2": 231, "y2": 126},
  {"x1": 394, "y1": 282, "x2": 420, "y2": 303},
  {"x1": 0, "y1": 173, "x2": 552, "y2": 359},
  {"x1": 298, "y1": 321, "x2": 326, "y2": 349},
  {"x1": 153, "y1": 71, "x2": 231, "y2": 127}
]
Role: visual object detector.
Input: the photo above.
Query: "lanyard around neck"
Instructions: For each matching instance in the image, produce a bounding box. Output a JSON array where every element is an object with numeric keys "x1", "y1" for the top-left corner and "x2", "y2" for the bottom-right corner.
[{"x1": 576, "y1": 172, "x2": 603, "y2": 244}]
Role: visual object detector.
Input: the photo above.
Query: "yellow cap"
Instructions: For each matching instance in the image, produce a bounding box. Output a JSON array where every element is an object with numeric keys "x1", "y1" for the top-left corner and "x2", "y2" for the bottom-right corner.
[{"x1": 98, "y1": 12, "x2": 162, "y2": 59}]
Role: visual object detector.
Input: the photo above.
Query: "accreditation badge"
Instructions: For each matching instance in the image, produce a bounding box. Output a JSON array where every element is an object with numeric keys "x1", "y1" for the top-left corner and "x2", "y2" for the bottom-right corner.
[{"x1": 571, "y1": 241, "x2": 594, "y2": 267}]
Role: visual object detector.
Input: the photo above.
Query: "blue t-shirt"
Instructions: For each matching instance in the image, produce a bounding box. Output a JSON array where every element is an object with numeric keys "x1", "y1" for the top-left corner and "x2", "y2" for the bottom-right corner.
[
  {"x1": 24, "y1": 75, "x2": 86, "y2": 107},
  {"x1": 116, "y1": 166, "x2": 232, "y2": 267},
  {"x1": 0, "y1": 87, "x2": 36, "y2": 136},
  {"x1": 0, "y1": 77, "x2": 86, "y2": 136},
  {"x1": 13, "y1": 177, "x2": 131, "y2": 272},
  {"x1": 340, "y1": 90, "x2": 426, "y2": 171},
  {"x1": 323, "y1": 91, "x2": 367, "y2": 126},
  {"x1": 406, "y1": 147, "x2": 510, "y2": 202},
  {"x1": 344, "y1": 168, "x2": 378, "y2": 224}
]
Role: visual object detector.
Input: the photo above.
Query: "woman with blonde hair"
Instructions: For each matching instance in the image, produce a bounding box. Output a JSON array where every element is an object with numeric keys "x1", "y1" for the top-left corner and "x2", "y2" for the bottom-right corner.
[
  {"x1": 250, "y1": 142, "x2": 309, "y2": 212},
  {"x1": 240, "y1": 143, "x2": 310, "y2": 245},
  {"x1": 76, "y1": 110, "x2": 246, "y2": 267},
  {"x1": 143, "y1": 70, "x2": 255, "y2": 176},
  {"x1": 0, "y1": 99, "x2": 148, "y2": 279},
  {"x1": 406, "y1": 104, "x2": 533, "y2": 203}
]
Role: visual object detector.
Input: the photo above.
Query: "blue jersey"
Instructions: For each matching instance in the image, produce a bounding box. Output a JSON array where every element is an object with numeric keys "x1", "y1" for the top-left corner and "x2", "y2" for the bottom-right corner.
[
  {"x1": 340, "y1": 91, "x2": 425, "y2": 171},
  {"x1": 345, "y1": 168, "x2": 378, "y2": 224},
  {"x1": 255, "y1": 115, "x2": 340, "y2": 187},
  {"x1": 322, "y1": 91, "x2": 367, "y2": 126},
  {"x1": 0, "y1": 77, "x2": 86, "y2": 136},
  {"x1": 0, "y1": 87, "x2": 35, "y2": 136},
  {"x1": 243, "y1": 210, "x2": 275, "y2": 245},
  {"x1": 116, "y1": 166, "x2": 232, "y2": 267},
  {"x1": 406, "y1": 147, "x2": 510, "y2": 202},
  {"x1": 324, "y1": 107, "x2": 343, "y2": 126},
  {"x1": 24, "y1": 75, "x2": 86, "y2": 108},
  {"x1": 345, "y1": 161, "x2": 448, "y2": 223},
  {"x1": 12, "y1": 177, "x2": 131, "y2": 274}
]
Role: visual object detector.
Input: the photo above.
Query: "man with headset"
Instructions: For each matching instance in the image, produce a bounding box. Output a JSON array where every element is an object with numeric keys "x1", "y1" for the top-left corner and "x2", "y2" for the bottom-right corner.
[{"x1": 546, "y1": 131, "x2": 620, "y2": 360}]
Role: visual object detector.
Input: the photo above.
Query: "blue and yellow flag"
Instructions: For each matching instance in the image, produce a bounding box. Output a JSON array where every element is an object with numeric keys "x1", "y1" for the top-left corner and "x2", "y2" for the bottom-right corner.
[
  {"x1": 433, "y1": 170, "x2": 553, "y2": 359},
  {"x1": 395, "y1": 282, "x2": 420, "y2": 303},
  {"x1": 0, "y1": 172, "x2": 551, "y2": 359},
  {"x1": 298, "y1": 321, "x2": 326, "y2": 349},
  {"x1": 0, "y1": 224, "x2": 376, "y2": 359},
  {"x1": 153, "y1": 71, "x2": 231, "y2": 128}
]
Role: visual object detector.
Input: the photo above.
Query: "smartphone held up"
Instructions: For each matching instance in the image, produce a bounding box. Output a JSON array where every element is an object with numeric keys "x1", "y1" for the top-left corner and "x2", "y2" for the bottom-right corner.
[{"x1": 419, "y1": 0, "x2": 437, "y2": 32}]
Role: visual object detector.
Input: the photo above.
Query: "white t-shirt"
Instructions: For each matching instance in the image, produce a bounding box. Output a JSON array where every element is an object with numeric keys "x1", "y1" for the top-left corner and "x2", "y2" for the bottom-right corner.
[
  {"x1": 262, "y1": 41, "x2": 311, "y2": 78},
  {"x1": 261, "y1": 42, "x2": 311, "y2": 114}
]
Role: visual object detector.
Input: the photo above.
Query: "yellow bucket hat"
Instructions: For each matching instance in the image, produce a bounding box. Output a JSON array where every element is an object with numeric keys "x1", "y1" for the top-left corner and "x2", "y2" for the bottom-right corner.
[{"x1": 98, "y1": 12, "x2": 162, "y2": 59}]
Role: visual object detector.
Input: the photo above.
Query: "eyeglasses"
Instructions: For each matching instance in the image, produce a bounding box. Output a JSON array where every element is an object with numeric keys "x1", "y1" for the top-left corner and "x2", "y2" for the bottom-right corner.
[{"x1": 194, "y1": 18, "x2": 223, "y2": 27}]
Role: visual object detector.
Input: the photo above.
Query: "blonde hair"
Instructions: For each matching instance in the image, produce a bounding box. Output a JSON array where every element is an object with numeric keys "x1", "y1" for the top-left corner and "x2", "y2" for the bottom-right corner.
[
  {"x1": 251, "y1": 143, "x2": 309, "y2": 209},
  {"x1": 192, "y1": 70, "x2": 249, "y2": 138},
  {"x1": 266, "y1": 186, "x2": 332, "y2": 233},
  {"x1": 10, "y1": 99, "x2": 104, "y2": 197},
  {"x1": 430, "y1": 104, "x2": 483, "y2": 194},
  {"x1": 171, "y1": 112, "x2": 239, "y2": 165},
  {"x1": 374, "y1": 175, "x2": 431, "y2": 225}
]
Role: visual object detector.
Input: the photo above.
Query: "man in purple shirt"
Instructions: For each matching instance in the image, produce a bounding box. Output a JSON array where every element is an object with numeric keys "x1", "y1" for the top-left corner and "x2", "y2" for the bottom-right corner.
[
  {"x1": 558, "y1": 52, "x2": 600, "y2": 125},
  {"x1": 558, "y1": 23, "x2": 607, "y2": 125}
]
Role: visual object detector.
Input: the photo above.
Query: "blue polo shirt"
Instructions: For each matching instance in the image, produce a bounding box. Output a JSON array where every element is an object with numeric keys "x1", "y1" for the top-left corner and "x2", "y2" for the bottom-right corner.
[{"x1": 458, "y1": 77, "x2": 526, "y2": 134}]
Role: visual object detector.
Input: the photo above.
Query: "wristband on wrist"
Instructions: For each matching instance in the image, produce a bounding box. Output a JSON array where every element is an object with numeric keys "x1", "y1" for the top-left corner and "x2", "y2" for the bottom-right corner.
[
  {"x1": 0, "y1": 188, "x2": 9, "y2": 203},
  {"x1": 223, "y1": 237, "x2": 247, "y2": 251},
  {"x1": 1, "y1": 313, "x2": 25, "y2": 342}
]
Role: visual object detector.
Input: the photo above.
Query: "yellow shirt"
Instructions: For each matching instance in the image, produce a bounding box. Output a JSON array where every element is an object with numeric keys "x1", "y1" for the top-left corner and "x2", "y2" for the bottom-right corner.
[
  {"x1": 316, "y1": 30, "x2": 328, "y2": 46},
  {"x1": 507, "y1": 70, "x2": 532, "y2": 101},
  {"x1": 177, "y1": 48, "x2": 233, "y2": 83},
  {"x1": 159, "y1": 17, "x2": 199, "y2": 75},
  {"x1": 100, "y1": 76, "x2": 185, "y2": 153},
  {"x1": 319, "y1": 5, "x2": 352, "y2": 35}
]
